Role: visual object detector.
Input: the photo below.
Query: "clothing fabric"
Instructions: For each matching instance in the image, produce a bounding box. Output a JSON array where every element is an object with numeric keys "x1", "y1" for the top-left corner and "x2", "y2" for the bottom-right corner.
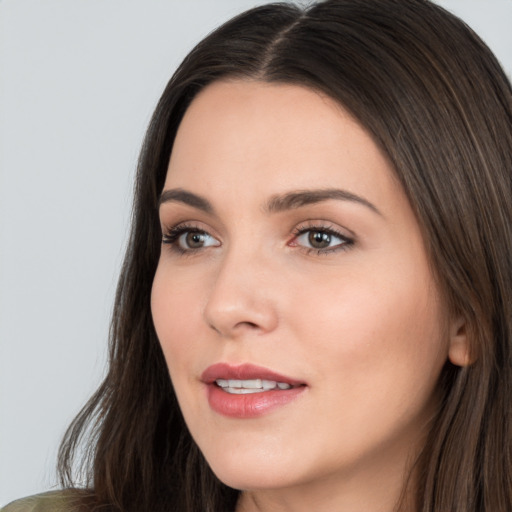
[{"x1": 1, "y1": 491, "x2": 80, "y2": 512}]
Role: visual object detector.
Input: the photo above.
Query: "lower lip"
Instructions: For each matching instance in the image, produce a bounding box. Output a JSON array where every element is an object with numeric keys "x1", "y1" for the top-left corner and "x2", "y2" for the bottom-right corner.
[{"x1": 206, "y1": 383, "x2": 306, "y2": 418}]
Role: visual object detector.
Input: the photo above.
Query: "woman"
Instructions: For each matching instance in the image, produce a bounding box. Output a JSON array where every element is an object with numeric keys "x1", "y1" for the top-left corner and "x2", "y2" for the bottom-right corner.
[{"x1": 4, "y1": 0, "x2": 512, "y2": 510}]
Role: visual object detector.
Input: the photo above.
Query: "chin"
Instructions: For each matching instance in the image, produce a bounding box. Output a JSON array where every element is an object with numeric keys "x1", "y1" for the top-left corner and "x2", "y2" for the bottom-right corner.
[
  {"x1": 203, "y1": 447, "x2": 302, "y2": 491},
  {"x1": 212, "y1": 466, "x2": 294, "y2": 492}
]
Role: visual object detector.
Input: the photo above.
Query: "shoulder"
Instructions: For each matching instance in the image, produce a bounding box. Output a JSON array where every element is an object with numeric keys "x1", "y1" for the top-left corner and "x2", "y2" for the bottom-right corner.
[{"x1": 1, "y1": 490, "x2": 94, "y2": 512}]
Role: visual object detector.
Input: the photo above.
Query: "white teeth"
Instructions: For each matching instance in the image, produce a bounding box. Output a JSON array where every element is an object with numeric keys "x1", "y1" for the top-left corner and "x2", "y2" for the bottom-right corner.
[
  {"x1": 262, "y1": 379, "x2": 276, "y2": 390},
  {"x1": 224, "y1": 387, "x2": 263, "y2": 394},
  {"x1": 241, "y1": 379, "x2": 262, "y2": 389},
  {"x1": 215, "y1": 378, "x2": 293, "y2": 393}
]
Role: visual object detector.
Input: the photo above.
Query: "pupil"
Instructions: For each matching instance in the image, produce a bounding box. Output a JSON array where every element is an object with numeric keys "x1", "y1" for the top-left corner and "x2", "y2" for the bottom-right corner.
[
  {"x1": 309, "y1": 231, "x2": 331, "y2": 248},
  {"x1": 186, "y1": 232, "x2": 204, "y2": 248}
]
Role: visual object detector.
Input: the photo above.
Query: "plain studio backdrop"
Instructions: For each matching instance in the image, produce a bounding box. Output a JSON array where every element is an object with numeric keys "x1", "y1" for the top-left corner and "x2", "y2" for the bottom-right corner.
[{"x1": 0, "y1": 0, "x2": 511, "y2": 505}]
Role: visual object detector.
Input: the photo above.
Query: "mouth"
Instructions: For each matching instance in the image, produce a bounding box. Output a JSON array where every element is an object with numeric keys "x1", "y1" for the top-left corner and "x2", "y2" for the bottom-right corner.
[
  {"x1": 201, "y1": 362, "x2": 305, "y2": 388},
  {"x1": 201, "y1": 363, "x2": 307, "y2": 418}
]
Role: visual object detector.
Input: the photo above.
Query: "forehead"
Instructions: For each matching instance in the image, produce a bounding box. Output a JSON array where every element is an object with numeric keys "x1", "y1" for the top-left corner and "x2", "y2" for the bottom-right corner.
[{"x1": 165, "y1": 79, "x2": 400, "y2": 210}]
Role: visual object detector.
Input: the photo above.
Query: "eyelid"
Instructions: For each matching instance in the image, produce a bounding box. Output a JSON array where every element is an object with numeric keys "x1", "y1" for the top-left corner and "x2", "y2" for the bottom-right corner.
[{"x1": 160, "y1": 218, "x2": 220, "y2": 239}]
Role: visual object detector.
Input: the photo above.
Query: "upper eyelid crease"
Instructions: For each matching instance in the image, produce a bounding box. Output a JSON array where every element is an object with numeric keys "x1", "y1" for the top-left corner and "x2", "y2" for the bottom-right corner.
[{"x1": 158, "y1": 187, "x2": 382, "y2": 217}]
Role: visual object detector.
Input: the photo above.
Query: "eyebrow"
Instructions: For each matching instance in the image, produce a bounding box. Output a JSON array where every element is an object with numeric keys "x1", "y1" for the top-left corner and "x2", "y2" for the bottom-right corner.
[
  {"x1": 265, "y1": 188, "x2": 382, "y2": 216},
  {"x1": 158, "y1": 187, "x2": 382, "y2": 216},
  {"x1": 159, "y1": 188, "x2": 214, "y2": 213}
]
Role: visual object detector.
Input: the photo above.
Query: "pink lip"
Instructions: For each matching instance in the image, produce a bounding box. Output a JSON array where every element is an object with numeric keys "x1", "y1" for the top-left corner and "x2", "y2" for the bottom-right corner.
[
  {"x1": 201, "y1": 363, "x2": 307, "y2": 419},
  {"x1": 201, "y1": 363, "x2": 304, "y2": 386}
]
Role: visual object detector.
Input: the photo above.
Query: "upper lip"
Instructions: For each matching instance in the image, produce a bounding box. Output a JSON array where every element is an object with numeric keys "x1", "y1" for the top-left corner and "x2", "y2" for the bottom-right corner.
[{"x1": 201, "y1": 363, "x2": 305, "y2": 386}]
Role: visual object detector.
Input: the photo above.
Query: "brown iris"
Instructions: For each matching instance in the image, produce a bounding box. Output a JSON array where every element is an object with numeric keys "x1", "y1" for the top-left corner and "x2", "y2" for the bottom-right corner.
[
  {"x1": 308, "y1": 231, "x2": 331, "y2": 249},
  {"x1": 185, "y1": 232, "x2": 207, "y2": 249}
]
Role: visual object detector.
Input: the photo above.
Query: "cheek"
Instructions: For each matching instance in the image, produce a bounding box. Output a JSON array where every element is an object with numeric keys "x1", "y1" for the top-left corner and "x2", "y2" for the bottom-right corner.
[
  {"x1": 294, "y1": 257, "x2": 442, "y2": 343},
  {"x1": 290, "y1": 257, "x2": 448, "y2": 420},
  {"x1": 151, "y1": 264, "x2": 204, "y2": 372}
]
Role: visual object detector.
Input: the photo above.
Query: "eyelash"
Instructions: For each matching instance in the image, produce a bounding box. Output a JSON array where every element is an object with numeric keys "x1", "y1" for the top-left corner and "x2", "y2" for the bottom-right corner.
[{"x1": 161, "y1": 223, "x2": 355, "y2": 256}]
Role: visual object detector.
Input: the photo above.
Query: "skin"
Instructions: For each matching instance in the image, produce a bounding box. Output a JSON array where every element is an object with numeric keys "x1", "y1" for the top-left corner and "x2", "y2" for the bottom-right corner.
[{"x1": 151, "y1": 80, "x2": 468, "y2": 512}]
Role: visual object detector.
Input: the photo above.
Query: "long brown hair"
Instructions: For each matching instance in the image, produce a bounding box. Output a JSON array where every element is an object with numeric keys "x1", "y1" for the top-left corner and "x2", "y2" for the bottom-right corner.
[{"x1": 58, "y1": 1, "x2": 512, "y2": 510}]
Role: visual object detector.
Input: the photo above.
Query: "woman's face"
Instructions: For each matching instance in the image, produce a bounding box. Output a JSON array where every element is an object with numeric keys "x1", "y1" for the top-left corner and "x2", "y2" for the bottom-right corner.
[{"x1": 151, "y1": 80, "x2": 462, "y2": 503}]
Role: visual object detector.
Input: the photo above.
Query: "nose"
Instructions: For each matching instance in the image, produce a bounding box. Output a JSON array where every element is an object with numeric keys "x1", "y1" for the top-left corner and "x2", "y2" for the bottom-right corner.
[{"x1": 203, "y1": 247, "x2": 279, "y2": 338}]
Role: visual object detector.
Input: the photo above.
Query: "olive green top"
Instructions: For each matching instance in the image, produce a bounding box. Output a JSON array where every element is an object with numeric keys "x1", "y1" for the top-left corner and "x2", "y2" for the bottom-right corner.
[{"x1": 1, "y1": 491, "x2": 86, "y2": 512}]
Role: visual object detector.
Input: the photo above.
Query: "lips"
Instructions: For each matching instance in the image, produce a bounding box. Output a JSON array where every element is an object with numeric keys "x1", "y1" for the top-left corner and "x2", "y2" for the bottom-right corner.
[
  {"x1": 201, "y1": 363, "x2": 307, "y2": 418},
  {"x1": 201, "y1": 363, "x2": 304, "y2": 386}
]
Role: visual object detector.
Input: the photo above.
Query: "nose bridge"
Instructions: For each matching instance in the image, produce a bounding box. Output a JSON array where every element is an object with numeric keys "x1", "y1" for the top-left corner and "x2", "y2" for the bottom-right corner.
[{"x1": 203, "y1": 239, "x2": 278, "y2": 337}]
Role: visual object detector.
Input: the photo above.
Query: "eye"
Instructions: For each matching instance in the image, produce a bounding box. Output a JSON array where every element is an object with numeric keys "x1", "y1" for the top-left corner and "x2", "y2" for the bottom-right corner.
[
  {"x1": 162, "y1": 225, "x2": 220, "y2": 253},
  {"x1": 290, "y1": 225, "x2": 354, "y2": 254},
  {"x1": 300, "y1": 231, "x2": 335, "y2": 249}
]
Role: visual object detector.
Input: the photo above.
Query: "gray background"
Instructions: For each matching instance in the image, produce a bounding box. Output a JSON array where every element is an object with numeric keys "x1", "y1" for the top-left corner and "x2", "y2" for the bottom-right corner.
[{"x1": 1, "y1": 0, "x2": 511, "y2": 505}]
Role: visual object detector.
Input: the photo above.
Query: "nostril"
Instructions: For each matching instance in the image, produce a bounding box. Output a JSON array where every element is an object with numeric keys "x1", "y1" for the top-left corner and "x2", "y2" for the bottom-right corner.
[
  {"x1": 238, "y1": 321, "x2": 258, "y2": 329},
  {"x1": 208, "y1": 320, "x2": 260, "y2": 336},
  {"x1": 208, "y1": 322, "x2": 222, "y2": 334}
]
